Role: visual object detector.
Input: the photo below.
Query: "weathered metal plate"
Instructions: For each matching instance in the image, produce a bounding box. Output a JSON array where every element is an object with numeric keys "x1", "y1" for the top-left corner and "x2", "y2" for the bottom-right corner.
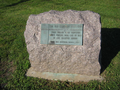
[{"x1": 41, "y1": 24, "x2": 83, "y2": 45}]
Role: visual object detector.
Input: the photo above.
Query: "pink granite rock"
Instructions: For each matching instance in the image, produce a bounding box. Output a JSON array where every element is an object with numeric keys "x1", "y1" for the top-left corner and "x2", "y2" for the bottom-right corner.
[{"x1": 24, "y1": 10, "x2": 101, "y2": 81}]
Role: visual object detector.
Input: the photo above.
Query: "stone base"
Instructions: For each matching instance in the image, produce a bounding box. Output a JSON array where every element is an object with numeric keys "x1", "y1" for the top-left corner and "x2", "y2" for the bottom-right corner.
[{"x1": 26, "y1": 67, "x2": 104, "y2": 82}]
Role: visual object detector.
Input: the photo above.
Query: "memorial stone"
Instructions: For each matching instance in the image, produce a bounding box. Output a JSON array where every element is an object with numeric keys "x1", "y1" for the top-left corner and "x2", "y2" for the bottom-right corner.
[{"x1": 24, "y1": 10, "x2": 103, "y2": 82}]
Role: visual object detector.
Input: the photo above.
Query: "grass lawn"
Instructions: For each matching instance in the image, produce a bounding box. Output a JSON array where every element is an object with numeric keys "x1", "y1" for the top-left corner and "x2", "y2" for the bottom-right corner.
[{"x1": 0, "y1": 0, "x2": 120, "y2": 89}]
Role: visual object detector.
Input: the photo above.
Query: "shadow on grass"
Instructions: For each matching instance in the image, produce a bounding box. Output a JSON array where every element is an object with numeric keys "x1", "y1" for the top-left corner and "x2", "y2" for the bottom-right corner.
[
  {"x1": 101, "y1": 28, "x2": 120, "y2": 73},
  {"x1": 6, "y1": 0, "x2": 30, "y2": 7}
]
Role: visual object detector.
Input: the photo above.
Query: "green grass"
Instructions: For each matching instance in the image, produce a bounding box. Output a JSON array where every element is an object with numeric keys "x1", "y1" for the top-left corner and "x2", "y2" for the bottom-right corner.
[{"x1": 0, "y1": 0, "x2": 120, "y2": 89}]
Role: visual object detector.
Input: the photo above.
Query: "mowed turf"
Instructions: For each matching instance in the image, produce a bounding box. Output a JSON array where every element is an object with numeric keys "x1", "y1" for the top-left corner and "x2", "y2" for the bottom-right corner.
[{"x1": 0, "y1": 0, "x2": 120, "y2": 89}]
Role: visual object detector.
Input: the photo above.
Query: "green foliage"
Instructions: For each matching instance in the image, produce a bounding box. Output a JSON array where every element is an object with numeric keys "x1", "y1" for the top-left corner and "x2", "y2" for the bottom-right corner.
[{"x1": 0, "y1": 0, "x2": 120, "y2": 89}]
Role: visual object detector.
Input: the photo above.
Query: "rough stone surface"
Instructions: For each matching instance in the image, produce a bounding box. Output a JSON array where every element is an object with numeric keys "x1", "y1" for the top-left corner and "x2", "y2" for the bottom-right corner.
[{"x1": 24, "y1": 10, "x2": 101, "y2": 76}]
